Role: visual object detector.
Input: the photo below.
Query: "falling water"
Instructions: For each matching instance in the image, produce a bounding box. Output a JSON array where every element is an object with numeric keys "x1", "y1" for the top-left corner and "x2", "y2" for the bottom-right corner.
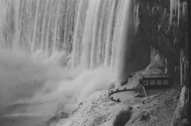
[
  {"x1": 0, "y1": 0, "x2": 144, "y2": 125},
  {"x1": 0, "y1": 0, "x2": 138, "y2": 72},
  {"x1": 169, "y1": 0, "x2": 188, "y2": 28}
]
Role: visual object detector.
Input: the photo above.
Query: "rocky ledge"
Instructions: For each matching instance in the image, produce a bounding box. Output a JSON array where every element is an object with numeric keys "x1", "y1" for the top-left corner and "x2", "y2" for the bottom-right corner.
[{"x1": 51, "y1": 84, "x2": 180, "y2": 126}]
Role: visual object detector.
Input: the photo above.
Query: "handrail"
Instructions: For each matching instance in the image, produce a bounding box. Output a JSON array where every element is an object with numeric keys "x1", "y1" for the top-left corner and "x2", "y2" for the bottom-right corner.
[{"x1": 108, "y1": 87, "x2": 136, "y2": 102}]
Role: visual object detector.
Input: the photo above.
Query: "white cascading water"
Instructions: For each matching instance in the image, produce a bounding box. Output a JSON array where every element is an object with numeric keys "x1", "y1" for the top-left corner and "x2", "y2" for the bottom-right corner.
[
  {"x1": 0, "y1": 0, "x2": 136, "y2": 70},
  {"x1": 0, "y1": 0, "x2": 140, "y2": 126}
]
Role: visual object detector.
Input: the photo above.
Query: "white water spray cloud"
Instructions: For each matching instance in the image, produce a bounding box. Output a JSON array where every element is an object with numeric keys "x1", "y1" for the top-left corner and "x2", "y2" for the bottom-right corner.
[{"x1": 0, "y1": 48, "x2": 115, "y2": 118}]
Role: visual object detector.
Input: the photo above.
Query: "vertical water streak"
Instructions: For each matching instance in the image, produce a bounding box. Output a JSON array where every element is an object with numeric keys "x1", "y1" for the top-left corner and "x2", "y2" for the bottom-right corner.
[
  {"x1": 13, "y1": 0, "x2": 20, "y2": 50},
  {"x1": 110, "y1": 0, "x2": 126, "y2": 70},
  {"x1": 80, "y1": 0, "x2": 100, "y2": 69},
  {"x1": 45, "y1": 0, "x2": 55, "y2": 56},
  {"x1": 40, "y1": 0, "x2": 50, "y2": 54},
  {"x1": 89, "y1": 0, "x2": 102, "y2": 69},
  {"x1": 52, "y1": 0, "x2": 61, "y2": 53},
  {"x1": 104, "y1": 0, "x2": 117, "y2": 67},
  {"x1": 115, "y1": 0, "x2": 135, "y2": 82},
  {"x1": 95, "y1": 0, "x2": 113, "y2": 67},
  {"x1": 71, "y1": 0, "x2": 89, "y2": 67},
  {"x1": 169, "y1": 0, "x2": 187, "y2": 28},
  {"x1": 31, "y1": 0, "x2": 40, "y2": 52}
]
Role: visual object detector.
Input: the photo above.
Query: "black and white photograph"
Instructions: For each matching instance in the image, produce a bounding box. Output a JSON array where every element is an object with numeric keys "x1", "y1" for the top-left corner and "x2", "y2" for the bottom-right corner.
[{"x1": 0, "y1": 0, "x2": 189, "y2": 126}]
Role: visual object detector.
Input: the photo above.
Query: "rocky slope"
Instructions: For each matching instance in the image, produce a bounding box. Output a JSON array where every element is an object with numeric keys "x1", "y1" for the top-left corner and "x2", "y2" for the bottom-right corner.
[
  {"x1": 50, "y1": 0, "x2": 188, "y2": 126},
  {"x1": 49, "y1": 55, "x2": 180, "y2": 126},
  {"x1": 51, "y1": 76, "x2": 180, "y2": 126}
]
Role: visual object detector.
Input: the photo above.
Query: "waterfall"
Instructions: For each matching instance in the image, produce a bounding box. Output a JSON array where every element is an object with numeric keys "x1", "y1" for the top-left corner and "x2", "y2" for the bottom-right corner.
[
  {"x1": 0, "y1": 0, "x2": 152, "y2": 125},
  {"x1": 0, "y1": 0, "x2": 140, "y2": 79},
  {"x1": 169, "y1": 0, "x2": 188, "y2": 28}
]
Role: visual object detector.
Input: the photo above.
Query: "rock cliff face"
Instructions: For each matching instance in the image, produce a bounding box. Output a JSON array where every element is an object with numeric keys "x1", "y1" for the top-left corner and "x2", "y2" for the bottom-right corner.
[
  {"x1": 52, "y1": 0, "x2": 188, "y2": 126},
  {"x1": 139, "y1": 0, "x2": 187, "y2": 64}
]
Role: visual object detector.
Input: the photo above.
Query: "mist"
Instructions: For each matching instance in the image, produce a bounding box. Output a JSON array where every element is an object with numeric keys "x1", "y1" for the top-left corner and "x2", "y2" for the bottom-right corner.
[{"x1": 0, "y1": 48, "x2": 115, "y2": 125}]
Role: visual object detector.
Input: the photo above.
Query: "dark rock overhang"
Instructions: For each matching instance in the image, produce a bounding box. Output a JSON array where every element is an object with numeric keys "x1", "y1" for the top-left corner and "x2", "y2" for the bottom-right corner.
[{"x1": 136, "y1": 0, "x2": 188, "y2": 65}]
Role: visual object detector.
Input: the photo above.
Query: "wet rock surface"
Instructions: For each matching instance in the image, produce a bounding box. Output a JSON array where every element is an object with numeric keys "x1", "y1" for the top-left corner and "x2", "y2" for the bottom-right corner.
[
  {"x1": 51, "y1": 57, "x2": 181, "y2": 126},
  {"x1": 51, "y1": 85, "x2": 179, "y2": 126},
  {"x1": 50, "y1": 0, "x2": 188, "y2": 126}
]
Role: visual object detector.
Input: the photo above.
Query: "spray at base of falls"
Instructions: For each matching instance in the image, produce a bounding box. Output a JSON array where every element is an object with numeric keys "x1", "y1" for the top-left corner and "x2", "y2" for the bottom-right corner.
[
  {"x1": 0, "y1": 0, "x2": 151, "y2": 125},
  {"x1": 0, "y1": 48, "x2": 116, "y2": 126}
]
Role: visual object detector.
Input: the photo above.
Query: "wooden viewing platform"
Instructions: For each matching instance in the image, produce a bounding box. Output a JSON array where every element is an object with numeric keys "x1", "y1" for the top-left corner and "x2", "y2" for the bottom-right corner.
[{"x1": 139, "y1": 74, "x2": 173, "y2": 88}]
